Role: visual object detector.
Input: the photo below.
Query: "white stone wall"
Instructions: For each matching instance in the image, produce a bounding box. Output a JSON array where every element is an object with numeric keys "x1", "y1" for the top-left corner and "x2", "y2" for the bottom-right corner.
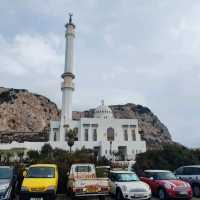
[{"x1": 49, "y1": 117, "x2": 146, "y2": 161}]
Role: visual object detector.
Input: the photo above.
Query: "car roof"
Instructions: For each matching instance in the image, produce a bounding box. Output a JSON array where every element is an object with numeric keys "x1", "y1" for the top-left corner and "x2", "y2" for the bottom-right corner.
[
  {"x1": 110, "y1": 170, "x2": 135, "y2": 174},
  {"x1": 29, "y1": 164, "x2": 57, "y2": 168},
  {"x1": 0, "y1": 166, "x2": 13, "y2": 169},
  {"x1": 181, "y1": 165, "x2": 200, "y2": 168},
  {"x1": 144, "y1": 170, "x2": 171, "y2": 173},
  {"x1": 72, "y1": 164, "x2": 94, "y2": 166}
]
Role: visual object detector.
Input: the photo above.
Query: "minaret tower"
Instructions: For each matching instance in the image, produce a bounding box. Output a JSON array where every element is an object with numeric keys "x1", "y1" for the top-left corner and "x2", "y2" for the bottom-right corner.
[{"x1": 60, "y1": 13, "x2": 75, "y2": 141}]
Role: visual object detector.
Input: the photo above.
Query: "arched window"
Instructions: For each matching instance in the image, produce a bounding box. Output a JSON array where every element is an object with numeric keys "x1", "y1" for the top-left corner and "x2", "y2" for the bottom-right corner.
[{"x1": 107, "y1": 127, "x2": 115, "y2": 141}]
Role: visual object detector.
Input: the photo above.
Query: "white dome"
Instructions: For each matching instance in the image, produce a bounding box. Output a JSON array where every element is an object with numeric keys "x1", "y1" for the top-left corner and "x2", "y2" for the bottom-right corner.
[{"x1": 94, "y1": 101, "x2": 113, "y2": 119}]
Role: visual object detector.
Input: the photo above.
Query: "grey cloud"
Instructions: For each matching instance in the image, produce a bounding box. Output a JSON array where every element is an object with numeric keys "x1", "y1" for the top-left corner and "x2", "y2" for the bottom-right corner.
[{"x1": 0, "y1": 0, "x2": 200, "y2": 147}]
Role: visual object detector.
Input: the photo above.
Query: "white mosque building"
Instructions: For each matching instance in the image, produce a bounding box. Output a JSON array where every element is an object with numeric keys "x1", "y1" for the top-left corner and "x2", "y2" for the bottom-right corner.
[{"x1": 49, "y1": 15, "x2": 146, "y2": 161}]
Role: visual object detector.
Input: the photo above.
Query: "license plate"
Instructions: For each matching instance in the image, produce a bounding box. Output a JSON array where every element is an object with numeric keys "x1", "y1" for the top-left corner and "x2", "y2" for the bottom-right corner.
[
  {"x1": 179, "y1": 191, "x2": 188, "y2": 195},
  {"x1": 135, "y1": 194, "x2": 145, "y2": 198},
  {"x1": 30, "y1": 198, "x2": 43, "y2": 200},
  {"x1": 88, "y1": 188, "x2": 97, "y2": 193}
]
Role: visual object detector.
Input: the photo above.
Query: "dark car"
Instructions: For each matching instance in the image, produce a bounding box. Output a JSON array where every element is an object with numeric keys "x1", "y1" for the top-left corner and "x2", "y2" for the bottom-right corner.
[
  {"x1": 175, "y1": 165, "x2": 200, "y2": 197},
  {"x1": 0, "y1": 166, "x2": 19, "y2": 200}
]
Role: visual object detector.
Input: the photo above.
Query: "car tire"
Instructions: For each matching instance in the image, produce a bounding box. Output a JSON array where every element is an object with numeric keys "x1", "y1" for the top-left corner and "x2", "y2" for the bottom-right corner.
[
  {"x1": 193, "y1": 184, "x2": 200, "y2": 197},
  {"x1": 158, "y1": 188, "x2": 167, "y2": 200},
  {"x1": 99, "y1": 196, "x2": 105, "y2": 200},
  {"x1": 116, "y1": 189, "x2": 124, "y2": 200}
]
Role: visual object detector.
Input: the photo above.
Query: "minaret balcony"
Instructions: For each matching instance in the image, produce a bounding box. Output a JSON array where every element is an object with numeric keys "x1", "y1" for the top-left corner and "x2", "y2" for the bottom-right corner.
[{"x1": 61, "y1": 72, "x2": 75, "y2": 79}]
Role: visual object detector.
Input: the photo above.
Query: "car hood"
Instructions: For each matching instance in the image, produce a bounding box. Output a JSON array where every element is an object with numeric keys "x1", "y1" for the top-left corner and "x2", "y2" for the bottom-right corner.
[
  {"x1": 160, "y1": 180, "x2": 188, "y2": 187},
  {"x1": 116, "y1": 181, "x2": 150, "y2": 192},
  {"x1": 0, "y1": 179, "x2": 10, "y2": 186},
  {"x1": 22, "y1": 178, "x2": 55, "y2": 189}
]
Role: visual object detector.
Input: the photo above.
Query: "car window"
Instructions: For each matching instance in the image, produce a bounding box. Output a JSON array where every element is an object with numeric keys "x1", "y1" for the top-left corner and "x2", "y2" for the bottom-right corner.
[
  {"x1": 27, "y1": 167, "x2": 55, "y2": 178},
  {"x1": 192, "y1": 167, "x2": 200, "y2": 175},
  {"x1": 152, "y1": 172, "x2": 177, "y2": 180},
  {"x1": 183, "y1": 167, "x2": 195, "y2": 175},
  {"x1": 110, "y1": 173, "x2": 117, "y2": 181},
  {"x1": 0, "y1": 168, "x2": 12, "y2": 179},
  {"x1": 144, "y1": 172, "x2": 153, "y2": 178},
  {"x1": 75, "y1": 165, "x2": 92, "y2": 172},
  {"x1": 175, "y1": 167, "x2": 183, "y2": 175},
  {"x1": 114, "y1": 173, "x2": 139, "y2": 182}
]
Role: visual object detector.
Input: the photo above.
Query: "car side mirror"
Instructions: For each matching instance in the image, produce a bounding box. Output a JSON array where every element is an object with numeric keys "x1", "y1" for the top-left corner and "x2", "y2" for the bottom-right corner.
[
  {"x1": 149, "y1": 177, "x2": 154, "y2": 180},
  {"x1": 23, "y1": 170, "x2": 27, "y2": 177}
]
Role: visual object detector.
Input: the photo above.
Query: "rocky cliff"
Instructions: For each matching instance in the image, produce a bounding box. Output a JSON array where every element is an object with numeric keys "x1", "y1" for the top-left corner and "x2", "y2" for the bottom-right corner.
[
  {"x1": 0, "y1": 87, "x2": 173, "y2": 149},
  {"x1": 0, "y1": 87, "x2": 60, "y2": 143}
]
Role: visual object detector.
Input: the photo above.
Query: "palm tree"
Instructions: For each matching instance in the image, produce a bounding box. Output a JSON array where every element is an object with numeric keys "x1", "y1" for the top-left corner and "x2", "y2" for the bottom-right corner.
[{"x1": 65, "y1": 128, "x2": 77, "y2": 153}]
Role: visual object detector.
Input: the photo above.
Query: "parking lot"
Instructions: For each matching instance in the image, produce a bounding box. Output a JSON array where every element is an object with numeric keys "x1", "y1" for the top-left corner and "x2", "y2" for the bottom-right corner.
[{"x1": 55, "y1": 194, "x2": 198, "y2": 200}]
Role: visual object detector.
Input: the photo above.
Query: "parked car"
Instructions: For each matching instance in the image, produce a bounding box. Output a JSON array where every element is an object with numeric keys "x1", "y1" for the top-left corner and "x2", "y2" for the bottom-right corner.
[
  {"x1": 175, "y1": 165, "x2": 200, "y2": 197},
  {"x1": 67, "y1": 163, "x2": 110, "y2": 199},
  {"x1": 140, "y1": 170, "x2": 192, "y2": 200},
  {"x1": 108, "y1": 170, "x2": 151, "y2": 200},
  {"x1": 0, "y1": 166, "x2": 19, "y2": 200},
  {"x1": 20, "y1": 164, "x2": 58, "y2": 200}
]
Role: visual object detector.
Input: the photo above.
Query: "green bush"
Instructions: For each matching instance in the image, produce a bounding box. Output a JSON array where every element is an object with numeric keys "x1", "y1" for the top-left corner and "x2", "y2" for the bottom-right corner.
[{"x1": 134, "y1": 144, "x2": 200, "y2": 176}]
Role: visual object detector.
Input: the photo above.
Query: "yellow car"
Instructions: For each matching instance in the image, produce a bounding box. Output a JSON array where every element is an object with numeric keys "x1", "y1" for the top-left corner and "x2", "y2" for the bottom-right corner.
[{"x1": 20, "y1": 164, "x2": 58, "y2": 200}]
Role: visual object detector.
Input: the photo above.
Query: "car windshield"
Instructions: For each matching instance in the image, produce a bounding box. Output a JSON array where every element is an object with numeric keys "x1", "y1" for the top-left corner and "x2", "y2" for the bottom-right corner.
[
  {"x1": 115, "y1": 173, "x2": 139, "y2": 182},
  {"x1": 0, "y1": 168, "x2": 12, "y2": 179},
  {"x1": 75, "y1": 166, "x2": 92, "y2": 172},
  {"x1": 27, "y1": 167, "x2": 55, "y2": 178},
  {"x1": 153, "y1": 172, "x2": 177, "y2": 180}
]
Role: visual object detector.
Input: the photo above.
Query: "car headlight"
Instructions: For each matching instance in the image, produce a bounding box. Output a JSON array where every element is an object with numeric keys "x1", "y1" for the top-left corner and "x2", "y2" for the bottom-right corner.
[
  {"x1": 47, "y1": 185, "x2": 55, "y2": 191},
  {"x1": 146, "y1": 184, "x2": 151, "y2": 192},
  {"x1": 0, "y1": 183, "x2": 9, "y2": 193},
  {"x1": 122, "y1": 185, "x2": 127, "y2": 192},
  {"x1": 21, "y1": 186, "x2": 29, "y2": 192},
  {"x1": 185, "y1": 183, "x2": 191, "y2": 188},
  {"x1": 164, "y1": 183, "x2": 174, "y2": 190}
]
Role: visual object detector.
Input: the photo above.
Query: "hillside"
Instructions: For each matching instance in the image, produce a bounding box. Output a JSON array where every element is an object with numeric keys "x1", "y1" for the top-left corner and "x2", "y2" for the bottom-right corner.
[{"x1": 0, "y1": 87, "x2": 173, "y2": 149}]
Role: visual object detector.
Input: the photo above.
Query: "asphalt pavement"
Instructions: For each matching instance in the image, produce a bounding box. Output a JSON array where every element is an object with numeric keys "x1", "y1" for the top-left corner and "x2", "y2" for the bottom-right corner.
[{"x1": 55, "y1": 194, "x2": 198, "y2": 200}]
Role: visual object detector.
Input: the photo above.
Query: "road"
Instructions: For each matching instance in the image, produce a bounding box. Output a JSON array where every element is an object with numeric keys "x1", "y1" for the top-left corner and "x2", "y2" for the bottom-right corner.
[{"x1": 55, "y1": 194, "x2": 198, "y2": 200}]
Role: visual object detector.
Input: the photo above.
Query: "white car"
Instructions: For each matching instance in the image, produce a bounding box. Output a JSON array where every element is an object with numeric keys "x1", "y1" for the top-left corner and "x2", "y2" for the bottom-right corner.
[{"x1": 109, "y1": 170, "x2": 151, "y2": 200}]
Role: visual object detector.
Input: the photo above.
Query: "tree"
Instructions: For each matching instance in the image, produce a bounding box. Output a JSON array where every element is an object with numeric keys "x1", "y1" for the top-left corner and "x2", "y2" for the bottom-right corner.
[
  {"x1": 65, "y1": 128, "x2": 77, "y2": 153},
  {"x1": 17, "y1": 151, "x2": 24, "y2": 163},
  {"x1": 27, "y1": 150, "x2": 40, "y2": 163}
]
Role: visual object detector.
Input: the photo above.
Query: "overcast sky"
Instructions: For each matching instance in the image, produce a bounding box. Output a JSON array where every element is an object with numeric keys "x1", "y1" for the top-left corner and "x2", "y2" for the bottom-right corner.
[{"x1": 0, "y1": 0, "x2": 200, "y2": 148}]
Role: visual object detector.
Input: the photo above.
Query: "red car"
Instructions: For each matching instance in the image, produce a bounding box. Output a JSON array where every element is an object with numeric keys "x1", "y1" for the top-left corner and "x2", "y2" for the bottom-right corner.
[{"x1": 140, "y1": 170, "x2": 192, "y2": 200}]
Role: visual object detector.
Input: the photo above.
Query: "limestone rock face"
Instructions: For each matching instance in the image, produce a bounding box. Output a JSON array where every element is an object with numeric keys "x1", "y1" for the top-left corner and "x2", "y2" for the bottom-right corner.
[
  {"x1": 0, "y1": 87, "x2": 60, "y2": 143},
  {"x1": 0, "y1": 87, "x2": 173, "y2": 149}
]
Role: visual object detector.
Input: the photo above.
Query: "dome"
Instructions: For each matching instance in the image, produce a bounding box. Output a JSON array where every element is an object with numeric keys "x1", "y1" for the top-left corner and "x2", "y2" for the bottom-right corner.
[{"x1": 94, "y1": 100, "x2": 113, "y2": 119}]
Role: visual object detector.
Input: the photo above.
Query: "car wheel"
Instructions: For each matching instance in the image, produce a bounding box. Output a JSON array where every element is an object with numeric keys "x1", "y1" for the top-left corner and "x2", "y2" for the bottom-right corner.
[
  {"x1": 193, "y1": 184, "x2": 200, "y2": 197},
  {"x1": 99, "y1": 196, "x2": 105, "y2": 200},
  {"x1": 158, "y1": 188, "x2": 166, "y2": 200},
  {"x1": 116, "y1": 189, "x2": 124, "y2": 200}
]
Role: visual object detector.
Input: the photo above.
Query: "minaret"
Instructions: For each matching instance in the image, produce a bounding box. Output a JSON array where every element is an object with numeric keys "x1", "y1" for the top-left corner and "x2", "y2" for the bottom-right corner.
[{"x1": 60, "y1": 13, "x2": 75, "y2": 141}]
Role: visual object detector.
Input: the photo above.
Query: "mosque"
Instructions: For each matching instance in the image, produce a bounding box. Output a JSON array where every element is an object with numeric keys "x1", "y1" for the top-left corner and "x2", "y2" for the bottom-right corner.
[{"x1": 49, "y1": 15, "x2": 146, "y2": 161}]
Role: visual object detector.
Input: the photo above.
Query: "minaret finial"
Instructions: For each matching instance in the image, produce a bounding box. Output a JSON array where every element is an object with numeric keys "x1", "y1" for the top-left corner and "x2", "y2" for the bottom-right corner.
[{"x1": 69, "y1": 12, "x2": 73, "y2": 24}]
